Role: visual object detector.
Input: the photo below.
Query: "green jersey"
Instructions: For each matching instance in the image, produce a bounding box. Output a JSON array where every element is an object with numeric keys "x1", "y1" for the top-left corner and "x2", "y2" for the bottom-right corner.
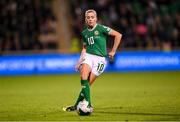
[{"x1": 81, "y1": 24, "x2": 111, "y2": 57}]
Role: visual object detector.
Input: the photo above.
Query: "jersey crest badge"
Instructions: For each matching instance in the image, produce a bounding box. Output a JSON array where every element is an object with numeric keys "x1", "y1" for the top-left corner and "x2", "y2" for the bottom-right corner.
[{"x1": 94, "y1": 30, "x2": 99, "y2": 36}]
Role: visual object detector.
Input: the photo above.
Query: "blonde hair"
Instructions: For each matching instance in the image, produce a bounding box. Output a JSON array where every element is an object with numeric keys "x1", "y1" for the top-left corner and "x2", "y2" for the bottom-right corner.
[{"x1": 85, "y1": 9, "x2": 97, "y2": 18}]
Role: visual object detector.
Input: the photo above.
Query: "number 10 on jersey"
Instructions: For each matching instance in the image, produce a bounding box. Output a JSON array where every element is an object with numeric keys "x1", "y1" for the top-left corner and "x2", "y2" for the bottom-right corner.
[{"x1": 88, "y1": 37, "x2": 94, "y2": 45}]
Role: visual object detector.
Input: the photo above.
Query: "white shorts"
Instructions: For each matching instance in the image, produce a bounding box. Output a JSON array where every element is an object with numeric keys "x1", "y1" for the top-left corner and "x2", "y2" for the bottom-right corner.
[{"x1": 82, "y1": 53, "x2": 107, "y2": 76}]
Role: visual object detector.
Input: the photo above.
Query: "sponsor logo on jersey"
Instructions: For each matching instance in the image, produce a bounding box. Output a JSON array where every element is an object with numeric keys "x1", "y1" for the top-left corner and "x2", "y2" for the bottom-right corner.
[{"x1": 94, "y1": 30, "x2": 99, "y2": 35}]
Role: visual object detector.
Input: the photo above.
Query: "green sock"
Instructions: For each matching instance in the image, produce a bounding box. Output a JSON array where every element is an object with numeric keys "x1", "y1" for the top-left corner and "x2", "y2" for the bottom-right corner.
[
  {"x1": 74, "y1": 90, "x2": 84, "y2": 107},
  {"x1": 81, "y1": 79, "x2": 91, "y2": 106}
]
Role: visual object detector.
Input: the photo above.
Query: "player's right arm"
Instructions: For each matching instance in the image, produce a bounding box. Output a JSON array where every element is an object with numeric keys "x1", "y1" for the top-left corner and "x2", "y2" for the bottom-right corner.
[
  {"x1": 75, "y1": 42, "x2": 87, "y2": 71},
  {"x1": 79, "y1": 45, "x2": 86, "y2": 62}
]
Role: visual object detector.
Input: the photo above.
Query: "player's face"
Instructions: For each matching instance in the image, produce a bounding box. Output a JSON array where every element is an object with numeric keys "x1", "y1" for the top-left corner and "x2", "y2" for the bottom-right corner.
[{"x1": 85, "y1": 12, "x2": 97, "y2": 28}]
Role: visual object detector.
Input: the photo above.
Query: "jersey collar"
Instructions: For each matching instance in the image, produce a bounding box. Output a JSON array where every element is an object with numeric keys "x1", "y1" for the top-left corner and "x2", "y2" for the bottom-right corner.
[{"x1": 87, "y1": 24, "x2": 97, "y2": 31}]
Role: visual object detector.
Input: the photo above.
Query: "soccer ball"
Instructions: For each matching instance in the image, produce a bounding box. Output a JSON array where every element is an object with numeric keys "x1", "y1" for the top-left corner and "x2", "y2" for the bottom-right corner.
[{"x1": 76, "y1": 99, "x2": 93, "y2": 116}]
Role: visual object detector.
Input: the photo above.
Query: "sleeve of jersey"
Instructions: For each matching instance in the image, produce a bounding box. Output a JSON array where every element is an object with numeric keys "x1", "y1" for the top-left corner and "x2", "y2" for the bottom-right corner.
[
  {"x1": 101, "y1": 25, "x2": 112, "y2": 35},
  {"x1": 81, "y1": 33, "x2": 87, "y2": 45}
]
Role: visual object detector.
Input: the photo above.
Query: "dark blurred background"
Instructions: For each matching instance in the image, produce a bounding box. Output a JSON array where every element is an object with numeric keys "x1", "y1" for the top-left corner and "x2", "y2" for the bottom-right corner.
[{"x1": 0, "y1": 0, "x2": 179, "y2": 54}]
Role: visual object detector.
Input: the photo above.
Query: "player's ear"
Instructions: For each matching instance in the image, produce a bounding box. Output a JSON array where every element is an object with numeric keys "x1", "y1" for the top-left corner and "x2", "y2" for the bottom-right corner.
[{"x1": 85, "y1": 18, "x2": 88, "y2": 24}]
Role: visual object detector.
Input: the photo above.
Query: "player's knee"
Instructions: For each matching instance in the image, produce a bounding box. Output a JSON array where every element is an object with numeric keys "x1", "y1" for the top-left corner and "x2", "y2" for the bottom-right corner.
[{"x1": 80, "y1": 69, "x2": 89, "y2": 80}]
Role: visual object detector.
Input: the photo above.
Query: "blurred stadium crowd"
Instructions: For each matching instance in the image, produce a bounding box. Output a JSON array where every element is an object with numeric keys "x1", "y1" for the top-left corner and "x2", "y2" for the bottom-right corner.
[
  {"x1": 0, "y1": 0, "x2": 57, "y2": 53},
  {"x1": 0, "y1": 0, "x2": 179, "y2": 54},
  {"x1": 70, "y1": 0, "x2": 180, "y2": 51}
]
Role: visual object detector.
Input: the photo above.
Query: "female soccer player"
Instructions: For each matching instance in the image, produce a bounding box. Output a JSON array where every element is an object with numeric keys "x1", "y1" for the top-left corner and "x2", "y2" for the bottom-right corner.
[{"x1": 63, "y1": 9, "x2": 122, "y2": 111}]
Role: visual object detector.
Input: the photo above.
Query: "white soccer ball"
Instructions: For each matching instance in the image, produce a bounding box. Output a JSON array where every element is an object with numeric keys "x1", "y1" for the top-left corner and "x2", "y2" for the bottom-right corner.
[{"x1": 76, "y1": 99, "x2": 93, "y2": 116}]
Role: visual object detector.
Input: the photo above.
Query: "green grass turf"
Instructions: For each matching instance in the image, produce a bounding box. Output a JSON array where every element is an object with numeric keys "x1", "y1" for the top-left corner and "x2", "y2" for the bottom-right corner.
[{"x1": 0, "y1": 71, "x2": 180, "y2": 121}]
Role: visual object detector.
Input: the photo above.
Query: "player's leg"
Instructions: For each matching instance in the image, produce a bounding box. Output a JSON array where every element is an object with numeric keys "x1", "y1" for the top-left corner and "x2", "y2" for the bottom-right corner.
[
  {"x1": 89, "y1": 72, "x2": 97, "y2": 85},
  {"x1": 63, "y1": 54, "x2": 106, "y2": 112},
  {"x1": 63, "y1": 63, "x2": 91, "y2": 112},
  {"x1": 79, "y1": 63, "x2": 91, "y2": 104},
  {"x1": 72, "y1": 72, "x2": 96, "y2": 109},
  {"x1": 74, "y1": 63, "x2": 92, "y2": 106}
]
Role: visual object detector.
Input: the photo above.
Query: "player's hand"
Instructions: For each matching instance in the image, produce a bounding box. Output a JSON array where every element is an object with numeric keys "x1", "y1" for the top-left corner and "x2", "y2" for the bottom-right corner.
[
  {"x1": 75, "y1": 62, "x2": 81, "y2": 71},
  {"x1": 75, "y1": 57, "x2": 85, "y2": 71},
  {"x1": 108, "y1": 51, "x2": 115, "y2": 60}
]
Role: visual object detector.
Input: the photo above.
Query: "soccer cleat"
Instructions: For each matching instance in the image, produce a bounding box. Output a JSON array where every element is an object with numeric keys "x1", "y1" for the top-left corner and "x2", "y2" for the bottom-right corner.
[{"x1": 63, "y1": 106, "x2": 76, "y2": 112}]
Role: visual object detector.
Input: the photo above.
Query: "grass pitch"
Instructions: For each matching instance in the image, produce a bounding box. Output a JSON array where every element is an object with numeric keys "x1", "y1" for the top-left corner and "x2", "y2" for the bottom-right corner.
[{"x1": 0, "y1": 71, "x2": 180, "y2": 121}]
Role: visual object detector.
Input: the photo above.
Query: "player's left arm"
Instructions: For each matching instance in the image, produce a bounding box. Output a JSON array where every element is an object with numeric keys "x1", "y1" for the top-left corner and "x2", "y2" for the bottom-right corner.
[{"x1": 108, "y1": 29, "x2": 122, "y2": 59}]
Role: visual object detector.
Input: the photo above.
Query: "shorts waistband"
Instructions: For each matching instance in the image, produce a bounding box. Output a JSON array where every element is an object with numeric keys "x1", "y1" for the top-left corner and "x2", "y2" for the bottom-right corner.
[{"x1": 86, "y1": 53, "x2": 105, "y2": 59}]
